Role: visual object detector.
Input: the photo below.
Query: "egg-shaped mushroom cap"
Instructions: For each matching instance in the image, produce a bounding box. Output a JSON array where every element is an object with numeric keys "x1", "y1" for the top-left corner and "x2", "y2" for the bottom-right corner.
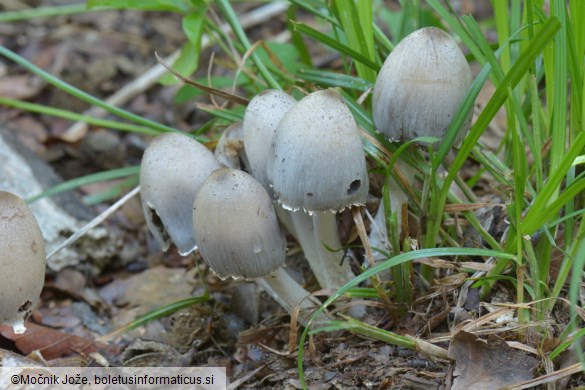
[
  {"x1": 140, "y1": 132, "x2": 222, "y2": 255},
  {"x1": 373, "y1": 27, "x2": 472, "y2": 142},
  {"x1": 268, "y1": 89, "x2": 369, "y2": 213},
  {"x1": 193, "y1": 168, "x2": 286, "y2": 280},
  {"x1": 243, "y1": 89, "x2": 296, "y2": 193},
  {"x1": 0, "y1": 191, "x2": 46, "y2": 334}
]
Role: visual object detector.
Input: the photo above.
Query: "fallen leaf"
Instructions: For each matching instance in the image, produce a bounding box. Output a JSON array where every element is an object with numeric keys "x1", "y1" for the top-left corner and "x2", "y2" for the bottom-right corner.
[{"x1": 448, "y1": 331, "x2": 539, "y2": 390}]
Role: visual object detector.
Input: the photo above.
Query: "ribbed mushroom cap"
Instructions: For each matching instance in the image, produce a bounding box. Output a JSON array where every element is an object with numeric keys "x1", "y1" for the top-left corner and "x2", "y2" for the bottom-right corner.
[
  {"x1": 140, "y1": 132, "x2": 221, "y2": 255},
  {"x1": 243, "y1": 89, "x2": 296, "y2": 192},
  {"x1": 373, "y1": 27, "x2": 472, "y2": 142},
  {"x1": 268, "y1": 89, "x2": 369, "y2": 212},
  {"x1": 0, "y1": 191, "x2": 46, "y2": 334},
  {"x1": 193, "y1": 168, "x2": 286, "y2": 280}
]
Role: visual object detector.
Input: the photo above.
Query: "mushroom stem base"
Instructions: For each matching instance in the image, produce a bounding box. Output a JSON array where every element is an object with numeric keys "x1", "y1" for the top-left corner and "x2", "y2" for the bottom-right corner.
[
  {"x1": 312, "y1": 212, "x2": 365, "y2": 318},
  {"x1": 256, "y1": 268, "x2": 322, "y2": 327}
]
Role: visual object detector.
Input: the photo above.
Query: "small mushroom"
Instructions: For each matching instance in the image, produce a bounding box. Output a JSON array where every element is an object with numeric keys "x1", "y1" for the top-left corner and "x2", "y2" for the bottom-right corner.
[
  {"x1": 373, "y1": 27, "x2": 472, "y2": 142},
  {"x1": 193, "y1": 168, "x2": 319, "y2": 324},
  {"x1": 214, "y1": 121, "x2": 249, "y2": 170},
  {"x1": 140, "y1": 132, "x2": 221, "y2": 255},
  {"x1": 0, "y1": 191, "x2": 46, "y2": 334},
  {"x1": 268, "y1": 90, "x2": 368, "y2": 312},
  {"x1": 371, "y1": 27, "x2": 472, "y2": 244}
]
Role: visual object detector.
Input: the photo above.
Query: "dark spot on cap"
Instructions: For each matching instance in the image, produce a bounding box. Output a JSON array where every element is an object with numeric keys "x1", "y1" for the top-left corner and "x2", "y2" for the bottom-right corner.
[
  {"x1": 18, "y1": 300, "x2": 32, "y2": 312},
  {"x1": 347, "y1": 180, "x2": 361, "y2": 196}
]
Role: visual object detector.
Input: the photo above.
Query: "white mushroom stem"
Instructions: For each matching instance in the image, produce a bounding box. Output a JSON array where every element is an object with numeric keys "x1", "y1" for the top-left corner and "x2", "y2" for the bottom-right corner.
[
  {"x1": 282, "y1": 210, "x2": 365, "y2": 318},
  {"x1": 256, "y1": 268, "x2": 324, "y2": 327},
  {"x1": 311, "y1": 212, "x2": 355, "y2": 287},
  {"x1": 286, "y1": 210, "x2": 352, "y2": 289},
  {"x1": 312, "y1": 212, "x2": 366, "y2": 318}
]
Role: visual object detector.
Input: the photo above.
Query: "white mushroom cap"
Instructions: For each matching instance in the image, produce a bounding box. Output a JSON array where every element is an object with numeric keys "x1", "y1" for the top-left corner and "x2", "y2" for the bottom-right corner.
[
  {"x1": 243, "y1": 89, "x2": 296, "y2": 192},
  {"x1": 192, "y1": 168, "x2": 286, "y2": 280},
  {"x1": 372, "y1": 27, "x2": 472, "y2": 142},
  {"x1": 0, "y1": 191, "x2": 46, "y2": 334},
  {"x1": 268, "y1": 89, "x2": 369, "y2": 213},
  {"x1": 214, "y1": 121, "x2": 249, "y2": 170},
  {"x1": 140, "y1": 132, "x2": 221, "y2": 255}
]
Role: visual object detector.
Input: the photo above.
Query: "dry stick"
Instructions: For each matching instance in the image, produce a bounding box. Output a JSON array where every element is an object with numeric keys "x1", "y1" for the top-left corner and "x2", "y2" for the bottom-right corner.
[
  {"x1": 61, "y1": 2, "x2": 289, "y2": 142},
  {"x1": 45, "y1": 186, "x2": 140, "y2": 260}
]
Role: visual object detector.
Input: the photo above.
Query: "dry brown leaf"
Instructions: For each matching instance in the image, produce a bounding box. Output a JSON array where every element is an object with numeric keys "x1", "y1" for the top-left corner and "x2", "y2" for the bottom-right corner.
[{"x1": 448, "y1": 331, "x2": 539, "y2": 390}]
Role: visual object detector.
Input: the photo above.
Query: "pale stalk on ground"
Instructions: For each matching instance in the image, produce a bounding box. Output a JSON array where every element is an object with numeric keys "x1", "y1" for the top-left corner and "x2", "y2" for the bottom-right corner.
[
  {"x1": 256, "y1": 268, "x2": 325, "y2": 327},
  {"x1": 311, "y1": 211, "x2": 366, "y2": 318}
]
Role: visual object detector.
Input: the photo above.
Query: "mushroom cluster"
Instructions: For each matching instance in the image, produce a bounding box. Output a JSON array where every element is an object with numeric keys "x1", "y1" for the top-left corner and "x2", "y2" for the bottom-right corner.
[
  {"x1": 139, "y1": 132, "x2": 321, "y2": 324},
  {"x1": 139, "y1": 89, "x2": 368, "y2": 322},
  {"x1": 0, "y1": 191, "x2": 46, "y2": 334},
  {"x1": 138, "y1": 26, "x2": 472, "y2": 325}
]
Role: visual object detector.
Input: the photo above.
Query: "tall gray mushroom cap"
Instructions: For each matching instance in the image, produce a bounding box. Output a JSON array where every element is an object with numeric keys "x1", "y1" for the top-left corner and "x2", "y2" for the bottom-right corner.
[
  {"x1": 0, "y1": 191, "x2": 46, "y2": 334},
  {"x1": 243, "y1": 89, "x2": 296, "y2": 192},
  {"x1": 140, "y1": 132, "x2": 221, "y2": 255},
  {"x1": 193, "y1": 168, "x2": 286, "y2": 280},
  {"x1": 373, "y1": 27, "x2": 472, "y2": 142},
  {"x1": 268, "y1": 89, "x2": 369, "y2": 212}
]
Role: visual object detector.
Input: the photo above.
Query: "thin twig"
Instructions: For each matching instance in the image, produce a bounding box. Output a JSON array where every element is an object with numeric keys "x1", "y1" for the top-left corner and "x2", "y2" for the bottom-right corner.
[{"x1": 45, "y1": 186, "x2": 140, "y2": 260}]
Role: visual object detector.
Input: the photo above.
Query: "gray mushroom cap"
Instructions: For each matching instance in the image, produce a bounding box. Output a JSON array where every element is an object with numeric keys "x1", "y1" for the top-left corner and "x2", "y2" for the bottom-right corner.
[
  {"x1": 243, "y1": 89, "x2": 296, "y2": 192},
  {"x1": 372, "y1": 27, "x2": 472, "y2": 142},
  {"x1": 192, "y1": 168, "x2": 286, "y2": 280},
  {"x1": 140, "y1": 132, "x2": 222, "y2": 255},
  {"x1": 268, "y1": 89, "x2": 369, "y2": 212},
  {"x1": 0, "y1": 191, "x2": 46, "y2": 334}
]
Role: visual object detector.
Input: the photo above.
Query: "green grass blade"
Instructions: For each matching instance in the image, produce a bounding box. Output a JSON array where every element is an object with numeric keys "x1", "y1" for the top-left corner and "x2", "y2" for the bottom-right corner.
[
  {"x1": 334, "y1": 0, "x2": 377, "y2": 81},
  {"x1": 100, "y1": 294, "x2": 210, "y2": 340},
  {"x1": 549, "y1": 2, "x2": 568, "y2": 174},
  {"x1": 26, "y1": 166, "x2": 141, "y2": 204},
  {"x1": 288, "y1": 0, "x2": 340, "y2": 27},
  {"x1": 216, "y1": 0, "x2": 280, "y2": 90},
  {"x1": 87, "y1": 0, "x2": 187, "y2": 12},
  {"x1": 522, "y1": 177, "x2": 585, "y2": 235},
  {"x1": 0, "y1": 97, "x2": 160, "y2": 135},
  {"x1": 521, "y1": 131, "x2": 585, "y2": 234},
  {"x1": 314, "y1": 318, "x2": 416, "y2": 349},
  {"x1": 291, "y1": 22, "x2": 380, "y2": 71},
  {"x1": 0, "y1": 45, "x2": 179, "y2": 134},
  {"x1": 569, "y1": 236, "x2": 585, "y2": 366},
  {"x1": 0, "y1": 4, "x2": 100, "y2": 22},
  {"x1": 296, "y1": 68, "x2": 372, "y2": 91},
  {"x1": 83, "y1": 175, "x2": 139, "y2": 205}
]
